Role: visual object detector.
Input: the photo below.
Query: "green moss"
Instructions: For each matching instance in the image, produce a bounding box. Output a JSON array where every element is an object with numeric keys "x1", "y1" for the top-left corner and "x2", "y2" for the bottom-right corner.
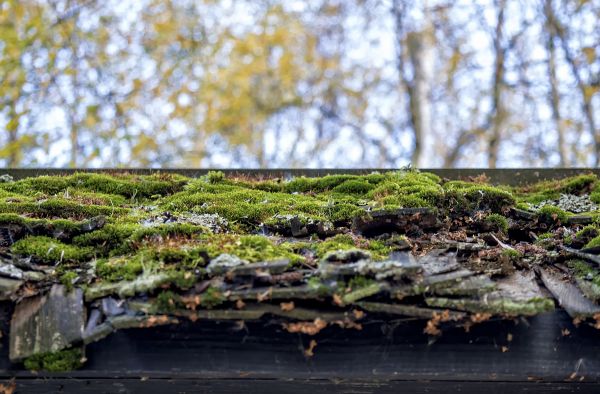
[
  {"x1": 168, "y1": 270, "x2": 198, "y2": 289},
  {"x1": 331, "y1": 179, "x2": 375, "y2": 195},
  {"x1": 1, "y1": 173, "x2": 187, "y2": 199},
  {"x1": 96, "y1": 253, "x2": 150, "y2": 281},
  {"x1": 1, "y1": 175, "x2": 71, "y2": 195},
  {"x1": 347, "y1": 275, "x2": 376, "y2": 291},
  {"x1": 368, "y1": 172, "x2": 443, "y2": 208},
  {"x1": 537, "y1": 205, "x2": 569, "y2": 224},
  {"x1": 537, "y1": 232, "x2": 554, "y2": 240},
  {"x1": 0, "y1": 198, "x2": 126, "y2": 220},
  {"x1": 502, "y1": 249, "x2": 522, "y2": 259},
  {"x1": 206, "y1": 170, "x2": 226, "y2": 184},
  {"x1": 576, "y1": 225, "x2": 599, "y2": 239},
  {"x1": 567, "y1": 260, "x2": 600, "y2": 287},
  {"x1": 24, "y1": 348, "x2": 84, "y2": 372},
  {"x1": 0, "y1": 213, "x2": 28, "y2": 226},
  {"x1": 514, "y1": 174, "x2": 597, "y2": 204},
  {"x1": 307, "y1": 277, "x2": 332, "y2": 297},
  {"x1": 64, "y1": 190, "x2": 128, "y2": 206},
  {"x1": 342, "y1": 277, "x2": 382, "y2": 304},
  {"x1": 11, "y1": 236, "x2": 93, "y2": 264},
  {"x1": 315, "y1": 234, "x2": 355, "y2": 256},
  {"x1": 484, "y1": 213, "x2": 509, "y2": 233},
  {"x1": 129, "y1": 223, "x2": 206, "y2": 244},
  {"x1": 73, "y1": 223, "x2": 140, "y2": 256},
  {"x1": 0, "y1": 213, "x2": 80, "y2": 235},
  {"x1": 585, "y1": 235, "x2": 600, "y2": 249},
  {"x1": 165, "y1": 188, "x2": 319, "y2": 225},
  {"x1": 314, "y1": 234, "x2": 391, "y2": 260},
  {"x1": 284, "y1": 175, "x2": 358, "y2": 193},
  {"x1": 200, "y1": 287, "x2": 225, "y2": 308},
  {"x1": 60, "y1": 271, "x2": 78, "y2": 291},
  {"x1": 327, "y1": 203, "x2": 363, "y2": 223},
  {"x1": 96, "y1": 258, "x2": 140, "y2": 281},
  {"x1": 155, "y1": 290, "x2": 183, "y2": 311},
  {"x1": 561, "y1": 174, "x2": 597, "y2": 194},
  {"x1": 218, "y1": 234, "x2": 304, "y2": 264},
  {"x1": 448, "y1": 184, "x2": 515, "y2": 213}
]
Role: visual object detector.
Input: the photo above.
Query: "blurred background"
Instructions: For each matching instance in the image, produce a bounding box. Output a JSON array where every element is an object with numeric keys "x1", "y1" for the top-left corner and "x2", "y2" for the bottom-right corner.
[{"x1": 0, "y1": 0, "x2": 598, "y2": 168}]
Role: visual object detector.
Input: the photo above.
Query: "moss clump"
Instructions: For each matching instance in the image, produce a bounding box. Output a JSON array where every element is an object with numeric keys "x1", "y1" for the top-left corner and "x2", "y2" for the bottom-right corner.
[
  {"x1": 346, "y1": 275, "x2": 376, "y2": 291},
  {"x1": 202, "y1": 234, "x2": 304, "y2": 264},
  {"x1": 0, "y1": 198, "x2": 126, "y2": 220},
  {"x1": 576, "y1": 225, "x2": 598, "y2": 239},
  {"x1": 206, "y1": 170, "x2": 226, "y2": 184},
  {"x1": 514, "y1": 174, "x2": 597, "y2": 204},
  {"x1": 536, "y1": 232, "x2": 554, "y2": 240},
  {"x1": 1, "y1": 173, "x2": 187, "y2": 199},
  {"x1": 537, "y1": 205, "x2": 569, "y2": 224},
  {"x1": 502, "y1": 249, "x2": 522, "y2": 259},
  {"x1": 342, "y1": 277, "x2": 382, "y2": 304},
  {"x1": 11, "y1": 236, "x2": 93, "y2": 264},
  {"x1": 284, "y1": 175, "x2": 360, "y2": 193},
  {"x1": 568, "y1": 260, "x2": 600, "y2": 287},
  {"x1": 60, "y1": 271, "x2": 78, "y2": 291},
  {"x1": 164, "y1": 187, "x2": 324, "y2": 226},
  {"x1": 327, "y1": 203, "x2": 364, "y2": 223},
  {"x1": 560, "y1": 174, "x2": 597, "y2": 194},
  {"x1": 445, "y1": 184, "x2": 514, "y2": 213},
  {"x1": 73, "y1": 223, "x2": 140, "y2": 256},
  {"x1": 484, "y1": 213, "x2": 509, "y2": 233},
  {"x1": 96, "y1": 254, "x2": 147, "y2": 281},
  {"x1": 368, "y1": 172, "x2": 443, "y2": 208},
  {"x1": 307, "y1": 277, "x2": 332, "y2": 297},
  {"x1": 591, "y1": 191, "x2": 600, "y2": 205},
  {"x1": 200, "y1": 287, "x2": 225, "y2": 308},
  {"x1": 314, "y1": 234, "x2": 391, "y2": 260},
  {"x1": 585, "y1": 235, "x2": 600, "y2": 249},
  {"x1": 155, "y1": 290, "x2": 183, "y2": 311},
  {"x1": 0, "y1": 213, "x2": 111, "y2": 244},
  {"x1": 129, "y1": 223, "x2": 206, "y2": 245},
  {"x1": 331, "y1": 179, "x2": 375, "y2": 195},
  {"x1": 24, "y1": 348, "x2": 84, "y2": 372}
]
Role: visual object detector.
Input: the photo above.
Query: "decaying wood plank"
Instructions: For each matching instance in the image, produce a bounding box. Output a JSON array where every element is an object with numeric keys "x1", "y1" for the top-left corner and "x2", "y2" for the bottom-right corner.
[
  {"x1": 0, "y1": 278, "x2": 22, "y2": 301},
  {"x1": 9, "y1": 285, "x2": 85, "y2": 362},
  {"x1": 538, "y1": 268, "x2": 600, "y2": 318}
]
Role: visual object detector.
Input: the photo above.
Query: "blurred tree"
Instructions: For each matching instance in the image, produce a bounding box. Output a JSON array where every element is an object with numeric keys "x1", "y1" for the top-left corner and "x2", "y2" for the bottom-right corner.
[{"x1": 0, "y1": 0, "x2": 598, "y2": 168}]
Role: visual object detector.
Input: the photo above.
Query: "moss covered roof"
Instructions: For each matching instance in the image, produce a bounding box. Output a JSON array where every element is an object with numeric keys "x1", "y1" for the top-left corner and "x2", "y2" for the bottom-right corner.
[{"x1": 1, "y1": 170, "x2": 600, "y2": 371}]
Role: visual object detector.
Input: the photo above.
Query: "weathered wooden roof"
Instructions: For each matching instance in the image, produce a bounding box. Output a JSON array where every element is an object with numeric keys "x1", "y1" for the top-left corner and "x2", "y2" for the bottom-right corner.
[{"x1": 0, "y1": 168, "x2": 599, "y2": 387}]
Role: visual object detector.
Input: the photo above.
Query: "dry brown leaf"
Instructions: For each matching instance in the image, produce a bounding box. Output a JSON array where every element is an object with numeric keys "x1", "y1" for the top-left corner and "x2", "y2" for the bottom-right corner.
[
  {"x1": 352, "y1": 309, "x2": 365, "y2": 320},
  {"x1": 0, "y1": 379, "x2": 16, "y2": 394},
  {"x1": 471, "y1": 312, "x2": 492, "y2": 323},
  {"x1": 256, "y1": 287, "x2": 272, "y2": 302},
  {"x1": 332, "y1": 294, "x2": 343, "y2": 306},
  {"x1": 283, "y1": 318, "x2": 327, "y2": 335},
  {"x1": 304, "y1": 339, "x2": 318, "y2": 357}
]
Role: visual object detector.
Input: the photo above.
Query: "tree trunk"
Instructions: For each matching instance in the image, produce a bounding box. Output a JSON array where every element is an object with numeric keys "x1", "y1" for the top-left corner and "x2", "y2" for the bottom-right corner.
[
  {"x1": 7, "y1": 108, "x2": 18, "y2": 168},
  {"x1": 70, "y1": 121, "x2": 78, "y2": 168},
  {"x1": 488, "y1": 0, "x2": 506, "y2": 169},
  {"x1": 392, "y1": 0, "x2": 435, "y2": 168},
  {"x1": 407, "y1": 28, "x2": 434, "y2": 168},
  {"x1": 550, "y1": 5, "x2": 599, "y2": 166},
  {"x1": 544, "y1": 0, "x2": 568, "y2": 166}
]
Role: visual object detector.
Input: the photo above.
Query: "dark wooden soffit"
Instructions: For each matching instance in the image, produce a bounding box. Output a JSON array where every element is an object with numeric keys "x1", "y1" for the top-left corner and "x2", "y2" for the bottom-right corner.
[
  {"x1": 1, "y1": 306, "x2": 599, "y2": 393},
  {"x1": 0, "y1": 168, "x2": 599, "y2": 185}
]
